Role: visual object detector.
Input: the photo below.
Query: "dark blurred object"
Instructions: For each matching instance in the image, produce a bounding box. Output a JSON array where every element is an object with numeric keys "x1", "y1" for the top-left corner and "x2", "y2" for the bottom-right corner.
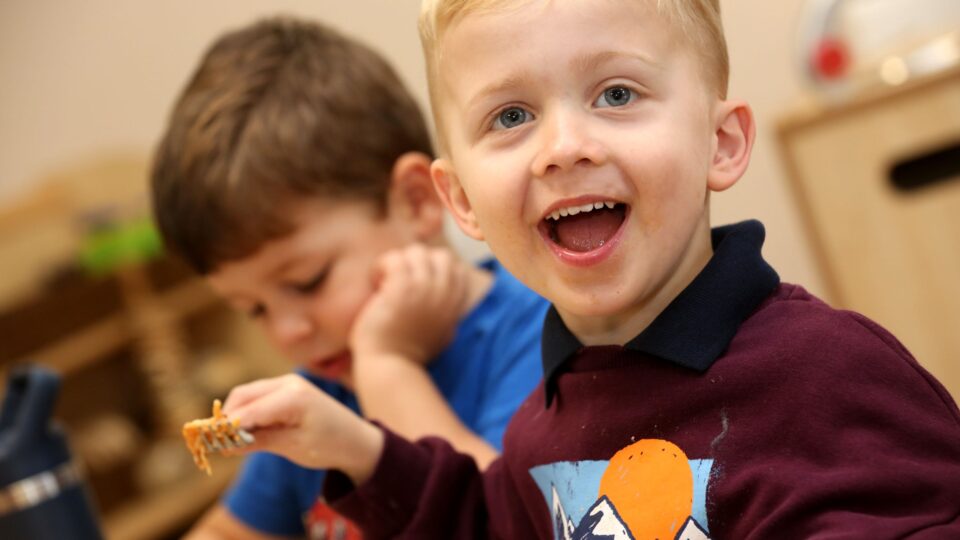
[{"x1": 0, "y1": 365, "x2": 103, "y2": 539}]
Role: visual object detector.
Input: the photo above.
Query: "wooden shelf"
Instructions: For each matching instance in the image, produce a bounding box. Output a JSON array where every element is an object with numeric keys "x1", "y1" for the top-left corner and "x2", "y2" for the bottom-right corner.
[
  {"x1": 12, "y1": 279, "x2": 220, "y2": 377},
  {"x1": 102, "y1": 458, "x2": 241, "y2": 540},
  {"x1": 0, "y1": 170, "x2": 269, "y2": 539},
  {"x1": 27, "y1": 315, "x2": 130, "y2": 376},
  {"x1": 156, "y1": 279, "x2": 219, "y2": 319}
]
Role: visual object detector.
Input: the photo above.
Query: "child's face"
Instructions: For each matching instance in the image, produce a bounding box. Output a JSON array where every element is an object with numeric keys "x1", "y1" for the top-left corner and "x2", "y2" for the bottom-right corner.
[
  {"x1": 432, "y1": 0, "x2": 741, "y2": 341},
  {"x1": 206, "y1": 199, "x2": 414, "y2": 388}
]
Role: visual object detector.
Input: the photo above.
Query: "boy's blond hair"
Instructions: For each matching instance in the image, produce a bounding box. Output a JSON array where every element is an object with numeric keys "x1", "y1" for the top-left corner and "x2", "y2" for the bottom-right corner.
[{"x1": 419, "y1": 0, "x2": 728, "y2": 150}]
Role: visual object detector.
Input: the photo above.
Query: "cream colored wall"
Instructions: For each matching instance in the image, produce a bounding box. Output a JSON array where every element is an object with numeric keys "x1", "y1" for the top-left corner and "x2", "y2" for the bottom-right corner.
[
  {"x1": 721, "y1": 0, "x2": 824, "y2": 294},
  {"x1": 0, "y1": 0, "x2": 825, "y2": 295}
]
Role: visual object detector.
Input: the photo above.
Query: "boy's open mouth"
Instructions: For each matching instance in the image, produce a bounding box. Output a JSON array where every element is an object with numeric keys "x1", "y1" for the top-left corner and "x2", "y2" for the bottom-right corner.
[{"x1": 539, "y1": 201, "x2": 628, "y2": 253}]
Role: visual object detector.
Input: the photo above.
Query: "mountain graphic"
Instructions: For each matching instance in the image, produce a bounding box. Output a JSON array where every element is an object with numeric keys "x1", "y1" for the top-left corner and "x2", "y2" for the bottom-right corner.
[
  {"x1": 550, "y1": 487, "x2": 712, "y2": 540},
  {"x1": 570, "y1": 495, "x2": 634, "y2": 539},
  {"x1": 532, "y1": 450, "x2": 715, "y2": 540},
  {"x1": 674, "y1": 516, "x2": 710, "y2": 540},
  {"x1": 551, "y1": 485, "x2": 575, "y2": 540}
]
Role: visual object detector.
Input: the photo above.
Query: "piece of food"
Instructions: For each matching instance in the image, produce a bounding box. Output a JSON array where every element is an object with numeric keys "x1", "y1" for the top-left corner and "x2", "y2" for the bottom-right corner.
[{"x1": 182, "y1": 399, "x2": 240, "y2": 475}]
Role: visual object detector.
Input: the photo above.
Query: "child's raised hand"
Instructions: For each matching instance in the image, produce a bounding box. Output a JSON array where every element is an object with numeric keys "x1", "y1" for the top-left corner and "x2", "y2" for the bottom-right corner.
[
  {"x1": 349, "y1": 244, "x2": 470, "y2": 366},
  {"x1": 221, "y1": 374, "x2": 383, "y2": 483}
]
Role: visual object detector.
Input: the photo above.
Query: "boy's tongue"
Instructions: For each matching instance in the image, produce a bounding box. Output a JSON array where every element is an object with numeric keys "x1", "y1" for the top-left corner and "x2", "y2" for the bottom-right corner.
[{"x1": 552, "y1": 208, "x2": 624, "y2": 252}]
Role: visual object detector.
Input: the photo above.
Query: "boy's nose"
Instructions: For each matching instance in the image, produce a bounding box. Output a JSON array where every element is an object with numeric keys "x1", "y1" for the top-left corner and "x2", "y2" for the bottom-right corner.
[
  {"x1": 269, "y1": 313, "x2": 314, "y2": 346},
  {"x1": 531, "y1": 108, "x2": 608, "y2": 177}
]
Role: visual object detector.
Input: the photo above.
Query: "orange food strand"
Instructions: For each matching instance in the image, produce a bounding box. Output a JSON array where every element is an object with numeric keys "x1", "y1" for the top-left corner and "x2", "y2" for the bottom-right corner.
[{"x1": 182, "y1": 399, "x2": 232, "y2": 475}]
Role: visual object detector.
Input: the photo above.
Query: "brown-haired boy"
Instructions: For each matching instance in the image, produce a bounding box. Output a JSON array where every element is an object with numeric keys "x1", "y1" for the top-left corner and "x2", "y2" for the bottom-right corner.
[
  {"x1": 150, "y1": 16, "x2": 547, "y2": 539},
  {"x1": 219, "y1": 2, "x2": 960, "y2": 538}
]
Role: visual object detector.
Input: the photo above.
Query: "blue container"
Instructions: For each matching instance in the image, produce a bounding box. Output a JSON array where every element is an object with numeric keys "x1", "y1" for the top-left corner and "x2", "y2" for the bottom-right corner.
[{"x1": 0, "y1": 365, "x2": 103, "y2": 539}]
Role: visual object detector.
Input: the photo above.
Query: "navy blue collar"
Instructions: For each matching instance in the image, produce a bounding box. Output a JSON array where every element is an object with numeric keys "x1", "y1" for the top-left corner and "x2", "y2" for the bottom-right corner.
[{"x1": 541, "y1": 219, "x2": 780, "y2": 406}]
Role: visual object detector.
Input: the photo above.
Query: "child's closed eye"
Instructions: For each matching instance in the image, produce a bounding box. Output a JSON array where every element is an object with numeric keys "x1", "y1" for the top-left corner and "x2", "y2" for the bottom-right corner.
[{"x1": 289, "y1": 269, "x2": 329, "y2": 294}]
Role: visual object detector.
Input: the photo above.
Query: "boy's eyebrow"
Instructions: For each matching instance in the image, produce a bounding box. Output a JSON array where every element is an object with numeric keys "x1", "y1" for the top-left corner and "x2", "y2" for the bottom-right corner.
[
  {"x1": 570, "y1": 50, "x2": 664, "y2": 74},
  {"x1": 270, "y1": 257, "x2": 317, "y2": 280},
  {"x1": 467, "y1": 73, "x2": 533, "y2": 111},
  {"x1": 270, "y1": 258, "x2": 301, "y2": 279}
]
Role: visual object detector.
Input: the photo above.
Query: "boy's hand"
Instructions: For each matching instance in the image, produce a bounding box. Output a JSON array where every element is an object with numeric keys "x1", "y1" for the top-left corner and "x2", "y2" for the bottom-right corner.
[
  {"x1": 350, "y1": 244, "x2": 469, "y2": 366},
  {"x1": 221, "y1": 374, "x2": 383, "y2": 484}
]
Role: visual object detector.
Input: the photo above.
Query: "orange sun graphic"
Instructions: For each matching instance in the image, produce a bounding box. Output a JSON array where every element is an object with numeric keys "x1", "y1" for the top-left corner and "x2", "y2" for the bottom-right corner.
[{"x1": 598, "y1": 439, "x2": 694, "y2": 539}]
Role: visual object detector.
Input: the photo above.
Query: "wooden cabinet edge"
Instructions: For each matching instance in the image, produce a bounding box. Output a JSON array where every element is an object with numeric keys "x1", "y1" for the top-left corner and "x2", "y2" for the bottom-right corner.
[{"x1": 11, "y1": 278, "x2": 220, "y2": 377}]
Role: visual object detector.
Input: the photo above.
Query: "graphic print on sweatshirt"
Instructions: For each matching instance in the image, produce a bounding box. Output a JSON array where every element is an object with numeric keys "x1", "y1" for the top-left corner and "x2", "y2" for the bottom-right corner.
[{"x1": 529, "y1": 439, "x2": 713, "y2": 540}]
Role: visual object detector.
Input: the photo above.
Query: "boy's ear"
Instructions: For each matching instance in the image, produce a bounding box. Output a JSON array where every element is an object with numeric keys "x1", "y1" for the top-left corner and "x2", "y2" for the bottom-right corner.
[
  {"x1": 430, "y1": 158, "x2": 484, "y2": 241},
  {"x1": 388, "y1": 152, "x2": 445, "y2": 241},
  {"x1": 707, "y1": 100, "x2": 755, "y2": 192}
]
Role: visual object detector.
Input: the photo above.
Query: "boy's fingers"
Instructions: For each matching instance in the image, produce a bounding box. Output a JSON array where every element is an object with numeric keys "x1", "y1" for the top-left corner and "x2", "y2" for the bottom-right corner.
[
  {"x1": 405, "y1": 244, "x2": 432, "y2": 289},
  {"x1": 228, "y1": 385, "x2": 301, "y2": 432},
  {"x1": 221, "y1": 374, "x2": 294, "y2": 415},
  {"x1": 226, "y1": 425, "x2": 283, "y2": 455},
  {"x1": 431, "y1": 248, "x2": 467, "y2": 307},
  {"x1": 376, "y1": 249, "x2": 410, "y2": 288},
  {"x1": 428, "y1": 249, "x2": 453, "y2": 296}
]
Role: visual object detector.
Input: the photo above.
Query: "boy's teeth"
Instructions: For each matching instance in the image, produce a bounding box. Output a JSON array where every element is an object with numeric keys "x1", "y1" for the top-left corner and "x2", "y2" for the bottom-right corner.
[{"x1": 547, "y1": 201, "x2": 617, "y2": 221}]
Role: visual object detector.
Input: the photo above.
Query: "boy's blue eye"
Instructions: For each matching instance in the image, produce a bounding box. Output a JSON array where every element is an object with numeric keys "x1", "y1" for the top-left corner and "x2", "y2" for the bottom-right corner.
[
  {"x1": 493, "y1": 107, "x2": 531, "y2": 130},
  {"x1": 595, "y1": 86, "x2": 634, "y2": 108}
]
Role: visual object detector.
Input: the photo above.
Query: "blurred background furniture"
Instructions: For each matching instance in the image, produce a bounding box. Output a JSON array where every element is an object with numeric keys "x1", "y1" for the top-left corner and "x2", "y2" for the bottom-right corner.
[
  {"x1": 0, "y1": 156, "x2": 284, "y2": 540},
  {"x1": 777, "y1": 63, "x2": 960, "y2": 400}
]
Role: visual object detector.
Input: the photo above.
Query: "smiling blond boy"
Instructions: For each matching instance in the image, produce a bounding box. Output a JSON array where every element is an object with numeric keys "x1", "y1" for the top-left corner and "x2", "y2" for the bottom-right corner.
[{"x1": 221, "y1": 2, "x2": 960, "y2": 538}]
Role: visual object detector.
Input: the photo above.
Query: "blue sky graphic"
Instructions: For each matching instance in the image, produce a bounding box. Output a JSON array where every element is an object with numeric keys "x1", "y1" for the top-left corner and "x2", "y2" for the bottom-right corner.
[{"x1": 529, "y1": 458, "x2": 713, "y2": 537}]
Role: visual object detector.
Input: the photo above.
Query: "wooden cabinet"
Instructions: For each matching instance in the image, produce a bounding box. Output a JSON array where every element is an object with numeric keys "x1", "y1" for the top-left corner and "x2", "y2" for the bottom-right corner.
[
  {"x1": 0, "y1": 182, "x2": 284, "y2": 539},
  {"x1": 777, "y1": 65, "x2": 960, "y2": 400},
  {"x1": 0, "y1": 255, "x2": 285, "y2": 540}
]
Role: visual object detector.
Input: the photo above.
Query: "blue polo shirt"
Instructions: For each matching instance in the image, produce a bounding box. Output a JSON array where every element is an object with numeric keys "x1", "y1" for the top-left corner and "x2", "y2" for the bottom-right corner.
[{"x1": 223, "y1": 257, "x2": 548, "y2": 535}]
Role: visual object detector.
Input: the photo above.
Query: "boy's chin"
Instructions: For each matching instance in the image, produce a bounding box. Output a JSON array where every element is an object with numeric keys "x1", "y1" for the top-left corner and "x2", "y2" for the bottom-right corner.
[
  {"x1": 551, "y1": 282, "x2": 638, "y2": 317},
  {"x1": 303, "y1": 351, "x2": 354, "y2": 385},
  {"x1": 551, "y1": 288, "x2": 653, "y2": 335},
  {"x1": 335, "y1": 374, "x2": 355, "y2": 391},
  {"x1": 557, "y1": 299, "x2": 631, "y2": 320}
]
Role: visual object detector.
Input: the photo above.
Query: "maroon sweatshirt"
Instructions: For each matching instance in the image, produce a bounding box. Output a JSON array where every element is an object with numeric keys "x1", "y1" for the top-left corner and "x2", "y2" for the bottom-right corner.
[{"x1": 327, "y1": 221, "x2": 960, "y2": 539}]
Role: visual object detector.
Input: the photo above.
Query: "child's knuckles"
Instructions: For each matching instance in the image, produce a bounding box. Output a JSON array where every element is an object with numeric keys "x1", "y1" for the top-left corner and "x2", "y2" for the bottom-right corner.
[
  {"x1": 379, "y1": 254, "x2": 402, "y2": 272},
  {"x1": 378, "y1": 251, "x2": 408, "y2": 275},
  {"x1": 431, "y1": 251, "x2": 448, "y2": 269},
  {"x1": 405, "y1": 243, "x2": 429, "y2": 258}
]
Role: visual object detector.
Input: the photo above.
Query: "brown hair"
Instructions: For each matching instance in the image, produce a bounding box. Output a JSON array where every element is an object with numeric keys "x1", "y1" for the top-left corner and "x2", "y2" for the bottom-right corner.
[{"x1": 151, "y1": 16, "x2": 434, "y2": 273}]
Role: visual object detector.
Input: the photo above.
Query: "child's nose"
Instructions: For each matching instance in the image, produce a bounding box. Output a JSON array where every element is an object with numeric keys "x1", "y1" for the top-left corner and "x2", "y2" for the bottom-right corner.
[
  {"x1": 269, "y1": 312, "x2": 314, "y2": 346},
  {"x1": 530, "y1": 108, "x2": 608, "y2": 177}
]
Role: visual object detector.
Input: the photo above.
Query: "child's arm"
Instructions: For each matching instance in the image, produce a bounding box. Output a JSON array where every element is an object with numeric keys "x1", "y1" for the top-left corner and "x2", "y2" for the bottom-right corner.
[
  {"x1": 348, "y1": 245, "x2": 499, "y2": 468},
  {"x1": 220, "y1": 377, "x2": 532, "y2": 539},
  {"x1": 324, "y1": 425, "x2": 537, "y2": 539},
  {"x1": 221, "y1": 374, "x2": 383, "y2": 485},
  {"x1": 353, "y1": 350, "x2": 499, "y2": 467}
]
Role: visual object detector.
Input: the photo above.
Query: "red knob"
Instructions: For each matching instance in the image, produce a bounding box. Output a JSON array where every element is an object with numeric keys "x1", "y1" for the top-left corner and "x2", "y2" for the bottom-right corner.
[{"x1": 812, "y1": 37, "x2": 849, "y2": 80}]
